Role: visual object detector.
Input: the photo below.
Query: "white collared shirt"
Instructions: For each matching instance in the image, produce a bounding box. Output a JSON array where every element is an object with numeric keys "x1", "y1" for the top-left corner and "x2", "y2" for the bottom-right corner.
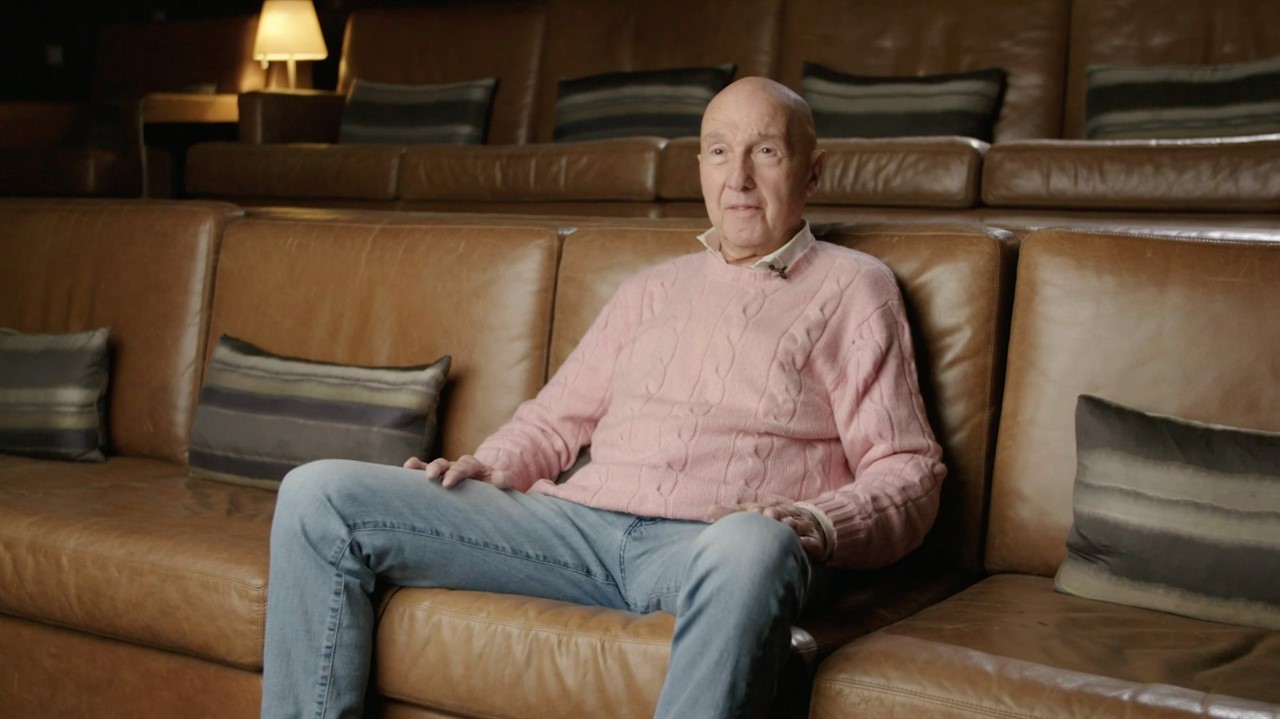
[{"x1": 697, "y1": 221, "x2": 816, "y2": 276}]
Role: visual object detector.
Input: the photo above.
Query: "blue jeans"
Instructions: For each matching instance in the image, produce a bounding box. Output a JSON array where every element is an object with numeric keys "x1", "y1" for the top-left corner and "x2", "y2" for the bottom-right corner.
[{"x1": 261, "y1": 459, "x2": 812, "y2": 719}]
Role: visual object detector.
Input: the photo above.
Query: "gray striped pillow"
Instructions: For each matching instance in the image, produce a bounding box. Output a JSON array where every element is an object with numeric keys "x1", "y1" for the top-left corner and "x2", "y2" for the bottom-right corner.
[
  {"x1": 801, "y1": 62, "x2": 1006, "y2": 142},
  {"x1": 339, "y1": 77, "x2": 497, "y2": 145},
  {"x1": 188, "y1": 336, "x2": 450, "y2": 490},
  {"x1": 0, "y1": 327, "x2": 110, "y2": 462},
  {"x1": 1055, "y1": 395, "x2": 1280, "y2": 630},
  {"x1": 554, "y1": 65, "x2": 734, "y2": 142},
  {"x1": 1086, "y1": 56, "x2": 1280, "y2": 139}
]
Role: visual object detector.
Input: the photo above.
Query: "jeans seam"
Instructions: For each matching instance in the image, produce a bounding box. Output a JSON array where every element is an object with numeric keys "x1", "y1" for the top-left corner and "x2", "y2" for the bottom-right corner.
[
  {"x1": 315, "y1": 537, "x2": 353, "y2": 719},
  {"x1": 347, "y1": 520, "x2": 613, "y2": 585}
]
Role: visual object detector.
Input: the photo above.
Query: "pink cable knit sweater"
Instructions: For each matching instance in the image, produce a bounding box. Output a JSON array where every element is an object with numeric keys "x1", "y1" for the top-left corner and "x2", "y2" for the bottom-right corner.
[{"x1": 473, "y1": 240, "x2": 945, "y2": 570}]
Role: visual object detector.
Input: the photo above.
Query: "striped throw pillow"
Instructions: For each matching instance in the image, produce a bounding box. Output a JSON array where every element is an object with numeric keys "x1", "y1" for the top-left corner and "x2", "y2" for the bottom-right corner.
[
  {"x1": 188, "y1": 335, "x2": 450, "y2": 490},
  {"x1": 1055, "y1": 395, "x2": 1280, "y2": 630},
  {"x1": 554, "y1": 65, "x2": 734, "y2": 142},
  {"x1": 339, "y1": 77, "x2": 498, "y2": 145},
  {"x1": 1086, "y1": 56, "x2": 1280, "y2": 139},
  {"x1": 0, "y1": 327, "x2": 110, "y2": 462},
  {"x1": 801, "y1": 62, "x2": 1006, "y2": 142}
]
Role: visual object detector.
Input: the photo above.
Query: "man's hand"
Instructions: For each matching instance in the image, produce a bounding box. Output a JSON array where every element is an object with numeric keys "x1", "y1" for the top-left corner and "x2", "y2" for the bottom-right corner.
[
  {"x1": 403, "y1": 455, "x2": 519, "y2": 490},
  {"x1": 704, "y1": 498, "x2": 830, "y2": 562}
]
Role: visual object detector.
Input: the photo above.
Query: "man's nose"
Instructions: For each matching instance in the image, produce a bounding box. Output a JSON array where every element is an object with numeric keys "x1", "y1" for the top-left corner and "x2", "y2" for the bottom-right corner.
[{"x1": 727, "y1": 153, "x2": 755, "y2": 191}]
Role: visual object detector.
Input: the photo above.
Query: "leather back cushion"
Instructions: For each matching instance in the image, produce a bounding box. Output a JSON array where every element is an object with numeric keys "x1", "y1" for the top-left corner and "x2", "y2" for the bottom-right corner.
[
  {"x1": 778, "y1": 0, "x2": 1070, "y2": 141},
  {"x1": 986, "y1": 230, "x2": 1280, "y2": 576},
  {"x1": 206, "y1": 218, "x2": 559, "y2": 459},
  {"x1": 0, "y1": 199, "x2": 237, "y2": 463},
  {"x1": 554, "y1": 223, "x2": 1015, "y2": 574},
  {"x1": 93, "y1": 15, "x2": 265, "y2": 97},
  {"x1": 1063, "y1": 0, "x2": 1280, "y2": 138},
  {"x1": 534, "y1": 0, "x2": 783, "y2": 142},
  {"x1": 338, "y1": 3, "x2": 547, "y2": 145}
]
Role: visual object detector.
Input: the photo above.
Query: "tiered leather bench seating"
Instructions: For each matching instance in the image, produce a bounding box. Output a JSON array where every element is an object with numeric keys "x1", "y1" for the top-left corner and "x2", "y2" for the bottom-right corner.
[
  {"x1": 2, "y1": 198, "x2": 1277, "y2": 718},
  {"x1": 181, "y1": 0, "x2": 1280, "y2": 230}
]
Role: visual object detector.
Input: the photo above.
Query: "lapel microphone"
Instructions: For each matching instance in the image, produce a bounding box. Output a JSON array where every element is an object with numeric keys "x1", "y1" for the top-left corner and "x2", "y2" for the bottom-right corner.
[{"x1": 767, "y1": 263, "x2": 789, "y2": 280}]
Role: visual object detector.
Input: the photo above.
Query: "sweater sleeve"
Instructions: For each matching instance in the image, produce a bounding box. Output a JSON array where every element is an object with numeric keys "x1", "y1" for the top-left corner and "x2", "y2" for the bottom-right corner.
[
  {"x1": 800, "y1": 269, "x2": 946, "y2": 570},
  {"x1": 470, "y1": 273, "x2": 642, "y2": 492}
]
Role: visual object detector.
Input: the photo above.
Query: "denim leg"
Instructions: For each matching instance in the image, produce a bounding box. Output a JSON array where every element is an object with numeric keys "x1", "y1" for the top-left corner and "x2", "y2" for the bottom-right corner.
[
  {"x1": 624, "y1": 512, "x2": 811, "y2": 719},
  {"x1": 260, "y1": 459, "x2": 635, "y2": 719}
]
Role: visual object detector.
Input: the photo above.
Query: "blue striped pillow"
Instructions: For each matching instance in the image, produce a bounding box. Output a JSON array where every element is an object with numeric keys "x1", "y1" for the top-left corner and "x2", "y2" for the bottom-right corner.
[
  {"x1": 0, "y1": 327, "x2": 110, "y2": 462},
  {"x1": 801, "y1": 62, "x2": 1006, "y2": 142},
  {"x1": 188, "y1": 335, "x2": 450, "y2": 490},
  {"x1": 1086, "y1": 56, "x2": 1280, "y2": 139},
  {"x1": 1055, "y1": 395, "x2": 1280, "y2": 630},
  {"x1": 554, "y1": 65, "x2": 734, "y2": 142},
  {"x1": 339, "y1": 77, "x2": 498, "y2": 145}
]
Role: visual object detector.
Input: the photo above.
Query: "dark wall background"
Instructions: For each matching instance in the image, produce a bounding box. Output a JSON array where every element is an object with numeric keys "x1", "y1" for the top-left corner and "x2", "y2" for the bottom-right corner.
[{"x1": 0, "y1": 0, "x2": 423, "y2": 99}]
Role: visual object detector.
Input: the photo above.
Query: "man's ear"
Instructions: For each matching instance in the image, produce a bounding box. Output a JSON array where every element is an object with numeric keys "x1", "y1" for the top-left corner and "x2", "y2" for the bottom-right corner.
[{"x1": 806, "y1": 148, "x2": 828, "y2": 194}]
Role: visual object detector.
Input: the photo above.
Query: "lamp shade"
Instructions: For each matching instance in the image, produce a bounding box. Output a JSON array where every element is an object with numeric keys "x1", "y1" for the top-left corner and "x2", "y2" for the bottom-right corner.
[{"x1": 253, "y1": 0, "x2": 328, "y2": 61}]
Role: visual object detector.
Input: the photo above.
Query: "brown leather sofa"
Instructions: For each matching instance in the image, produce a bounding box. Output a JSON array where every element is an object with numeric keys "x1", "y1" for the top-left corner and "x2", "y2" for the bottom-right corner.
[
  {"x1": 3, "y1": 198, "x2": 1277, "y2": 718},
  {"x1": 182, "y1": 0, "x2": 1280, "y2": 230},
  {"x1": 810, "y1": 228, "x2": 1280, "y2": 718},
  {"x1": 1, "y1": 197, "x2": 1013, "y2": 717}
]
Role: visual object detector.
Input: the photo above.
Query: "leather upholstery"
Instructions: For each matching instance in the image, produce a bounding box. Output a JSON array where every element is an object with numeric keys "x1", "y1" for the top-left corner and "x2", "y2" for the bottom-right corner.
[
  {"x1": 185, "y1": 142, "x2": 403, "y2": 201},
  {"x1": 533, "y1": 0, "x2": 784, "y2": 142},
  {"x1": 0, "y1": 199, "x2": 238, "y2": 462},
  {"x1": 777, "y1": 0, "x2": 1070, "y2": 141},
  {"x1": 238, "y1": 91, "x2": 348, "y2": 144},
  {"x1": 812, "y1": 574, "x2": 1280, "y2": 718},
  {"x1": 0, "y1": 614, "x2": 262, "y2": 719},
  {"x1": 811, "y1": 229, "x2": 1280, "y2": 718},
  {"x1": 339, "y1": 3, "x2": 547, "y2": 145},
  {"x1": 399, "y1": 138, "x2": 666, "y2": 202},
  {"x1": 207, "y1": 218, "x2": 561, "y2": 458},
  {"x1": 0, "y1": 456, "x2": 273, "y2": 669},
  {"x1": 987, "y1": 229, "x2": 1280, "y2": 577},
  {"x1": 983, "y1": 135, "x2": 1280, "y2": 212},
  {"x1": 1063, "y1": 0, "x2": 1280, "y2": 138}
]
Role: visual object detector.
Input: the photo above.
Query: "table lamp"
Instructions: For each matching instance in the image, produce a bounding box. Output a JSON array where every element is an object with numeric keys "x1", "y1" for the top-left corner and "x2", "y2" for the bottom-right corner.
[{"x1": 253, "y1": 0, "x2": 328, "y2": 89}]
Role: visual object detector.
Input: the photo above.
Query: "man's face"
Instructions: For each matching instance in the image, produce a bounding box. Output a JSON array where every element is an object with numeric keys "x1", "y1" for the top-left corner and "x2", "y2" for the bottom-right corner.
[{"x1": 698, "y1": 83, "x2": 821, "y2": 263}]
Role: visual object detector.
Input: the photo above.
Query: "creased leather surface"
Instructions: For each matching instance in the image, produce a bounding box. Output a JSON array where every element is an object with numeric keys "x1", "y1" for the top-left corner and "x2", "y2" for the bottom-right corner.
[
  {"x1": 658, "y1": 137, "x2": 986, "y2": 208},
  {"x1": 0, "y1": 199, "x2": 237, "y2": 461},
  {"x1": 0, "y1": 455, "x2": 274, "y2": 669},
  {"x1": 186, "y1": 142, "x2": 403, "y2": 200},
  {"x1": 987, "y1": 229, "x2": 1280, "y2": 576},
  {"x1": 208, "y1": 218, "x2": 560, "y2": 458},
  {"x1": 0, "y1": 613, "x2": 261, "y2": 719},
  {"x1": 376, "y1": 589, "x2": 674, "y2": 719},
  {"x1": 812, "y1": 575, "x2": 1280, "y2": 718},
  {"x1": 399, "y1": 138, "x2": 664, "y2": 202},
  {"x1": 983, "y1": 136, "x2": 1280, "y2": 211}
]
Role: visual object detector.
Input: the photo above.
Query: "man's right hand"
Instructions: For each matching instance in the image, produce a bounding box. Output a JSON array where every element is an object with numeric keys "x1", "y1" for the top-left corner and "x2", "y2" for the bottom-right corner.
[{"x1": 403, "y1": 455, "x2": 519, "y2": 490}]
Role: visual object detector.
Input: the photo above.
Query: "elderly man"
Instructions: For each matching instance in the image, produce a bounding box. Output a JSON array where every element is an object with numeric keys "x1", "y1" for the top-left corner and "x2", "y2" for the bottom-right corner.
[{"x1": 262, "y1": 76, "x2": 945, "y2": 719}]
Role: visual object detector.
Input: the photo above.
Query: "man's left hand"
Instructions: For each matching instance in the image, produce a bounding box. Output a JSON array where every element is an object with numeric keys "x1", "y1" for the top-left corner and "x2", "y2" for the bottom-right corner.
[{"x1": 704, "y1": 498, "x2": 829, "y2": 562}]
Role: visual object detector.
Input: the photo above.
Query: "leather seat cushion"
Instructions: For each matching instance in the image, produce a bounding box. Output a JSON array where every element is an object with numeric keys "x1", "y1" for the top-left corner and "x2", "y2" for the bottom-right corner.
[
  {"x1": 0, "y1": 454, "x2": 274, "y2": 669},
  {"x1": 811, "y1": 574, "x2": 1280, "y2": 718}
]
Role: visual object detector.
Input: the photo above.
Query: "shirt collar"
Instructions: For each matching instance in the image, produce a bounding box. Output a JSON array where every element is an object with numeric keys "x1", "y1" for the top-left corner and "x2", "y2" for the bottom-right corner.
[{"x1": 697, "y1": 221, "x2": 815, "y2": 274}]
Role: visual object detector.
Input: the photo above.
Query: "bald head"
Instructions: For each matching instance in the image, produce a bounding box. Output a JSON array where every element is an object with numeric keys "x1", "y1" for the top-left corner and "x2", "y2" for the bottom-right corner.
[
  {"x1": 702, "y1": 77, "x2": 819, "y2": 159},
  {"x1": 697, "y1": 76, "x2": 826, "y2": 264}
]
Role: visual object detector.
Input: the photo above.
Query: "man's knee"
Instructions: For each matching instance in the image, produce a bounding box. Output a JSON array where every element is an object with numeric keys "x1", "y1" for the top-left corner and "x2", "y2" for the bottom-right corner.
[
  {"x1": 694, "y1": 511, "x2": 806, "y2": 581},
  {"x1": 275, "y1": 459, "x2": 373, "y2": 523}
]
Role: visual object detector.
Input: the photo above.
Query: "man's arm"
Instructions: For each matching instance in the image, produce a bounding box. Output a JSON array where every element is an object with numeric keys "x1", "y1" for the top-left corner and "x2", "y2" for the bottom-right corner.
[
  {"x1": 406, "y1": 272, "x2": 643, "y2": 491},
  {"x1": 799, "y1": 286, "x2": 946, "y2": 570}
]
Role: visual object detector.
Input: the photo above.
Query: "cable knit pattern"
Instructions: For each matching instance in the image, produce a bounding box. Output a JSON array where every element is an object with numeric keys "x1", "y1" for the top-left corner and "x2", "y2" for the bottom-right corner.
[{"x1": 473, "y1": 240, "x2": 945, "y2": 570}]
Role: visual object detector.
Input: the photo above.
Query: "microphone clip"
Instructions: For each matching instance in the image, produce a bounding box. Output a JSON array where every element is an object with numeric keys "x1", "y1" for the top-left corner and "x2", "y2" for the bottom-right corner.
[{"x1": 767, "y1": 263, "x2": 789, "y2": 279}]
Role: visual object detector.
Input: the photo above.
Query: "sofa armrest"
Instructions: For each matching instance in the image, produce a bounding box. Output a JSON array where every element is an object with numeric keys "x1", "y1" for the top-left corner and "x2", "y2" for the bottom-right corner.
[
  {"x1": 658, "y1": 136, "x2": 987, "y2": 209},
  {"x1": 982, "y1": 135, "x2": 1280, "y2": 212},
  {"x1": 238, "y1": 90, "x2": 346, "y2": 144}
]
